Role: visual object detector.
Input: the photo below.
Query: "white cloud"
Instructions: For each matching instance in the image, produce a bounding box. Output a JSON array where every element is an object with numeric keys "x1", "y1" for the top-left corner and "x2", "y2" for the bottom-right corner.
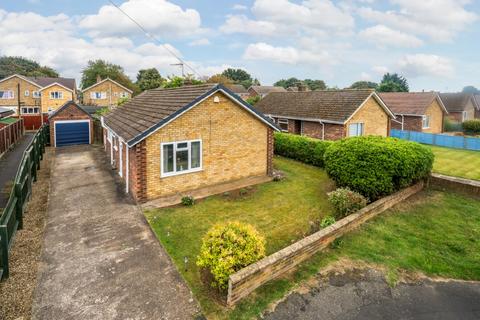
[
  {"x1": 243, "y1": 42, "x2": 331, "y2": 65},
  {"x1": 359, "y1": 25, "x2": 423, "y2": 48},
  {"x1": 220, "y1": 15, "x2": 276, "y2": 36},
  {"x1": 358, "y1": 0, "x2": 477, "y2": 42},
  {"x1": 232, "y1": 4, "x2": 248, "y2": 11},
  {"x1": 372, "y1": 66, "x2": 389, "y2": 75},
  {"x1": 188, "y1": 38, "x2": 210, "y2": 46},
  {"x1": 79, "y1": 0, "x2": 204, "y2": 39},
  {"x1": 360, "y1": 72, "x2": 371, "y2": 80},
  {"x1": 397, "y1": 54, "x2": 454, "y2": 78}
]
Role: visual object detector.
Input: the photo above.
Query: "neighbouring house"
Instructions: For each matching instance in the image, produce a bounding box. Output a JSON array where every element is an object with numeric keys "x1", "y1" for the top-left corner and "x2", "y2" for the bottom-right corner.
[
  {"x1": 379, "y1": 92, "x2": 448, "y2": 134},
  {"x1": 439, "y1": 93, "x2": 479, "y2": 123},
  {"x1": 225, "y1": 84, "x2": 250, "y2": 99},
  {"x1": 475, "y1": 95, "x2": 480, "y2": 119},
  {"x1": 49, "y1": 101, "x2": 93, "y2": 147},
  {"x1": 248, "y1": 86, "x2": 287, "y2": 98},
  {"x1": 102, "y1": 84, "x2": 279, "y2": 203},
  {"x1": 0, "y1": 74, "x2": 77, "y2": 130},
  {"x1": 255, "y1": 89, "x2": 395, "y2": 140},
  {"x1": 82, "y1": 78, "x2": 133, "y2": 107}
]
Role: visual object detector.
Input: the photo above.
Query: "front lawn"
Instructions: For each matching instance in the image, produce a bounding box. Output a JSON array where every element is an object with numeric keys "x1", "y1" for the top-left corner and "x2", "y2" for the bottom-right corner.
[
  {"x1": 145, "y1": 156, "x2": 334, "y2": 318},
  {"x1": 430, "y1": 145, "x2": 480, "y2": 180}
]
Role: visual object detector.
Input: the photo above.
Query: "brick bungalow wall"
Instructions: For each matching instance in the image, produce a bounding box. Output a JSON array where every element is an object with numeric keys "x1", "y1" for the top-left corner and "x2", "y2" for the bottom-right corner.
[
  {"x1": 391, "y1": 116, "x2": 422, "y2": 131},
  {"x1": 302, "y1": 121, "x2": 344, "y2": 140},
  {"x1": 49, "y1": 103, "x2": 93, "y2": 147}
]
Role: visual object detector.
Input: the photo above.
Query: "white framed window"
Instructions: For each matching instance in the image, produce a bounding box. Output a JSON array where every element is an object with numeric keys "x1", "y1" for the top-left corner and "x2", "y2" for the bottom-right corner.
[
  {"x1": 91, "y1": 92, "x2": 107, "y2": 99},
  {"x1": 21, "y1": 107, "x2": 40, "y2": 114},
  {"x1": 24, "y1": 90, "x2": 29, "y2": 97},
  {"x1": 278, "y1": 118, "x2": 289, "y2": 132},
  {"x1": 50, "y1": 91, "x2": 63, "y2": 99},
  {"x1": 348, "y1": 123, "x2": 364, "y2": 137},
  {"x1": 422, "y1": 115, "x2": 431, "y2": 129},
  {"x1": 107, "y1": 130, "x2": 113, "y2": 143},
  {"x1": 120, "y1": 92, "x2": 129, "y2": 98},
  {"x1": 462, "y1": 111, "x2": 468, "y2": 122},
  {"x1": 32, "y1": 91, "x2": 41, "y2": 98},
  {"x1": 161, "y1": 140, "x2": 202, "y2": 177},
  {"x1": 0, "y1": 90, "x2": 14, "y2": 99}
]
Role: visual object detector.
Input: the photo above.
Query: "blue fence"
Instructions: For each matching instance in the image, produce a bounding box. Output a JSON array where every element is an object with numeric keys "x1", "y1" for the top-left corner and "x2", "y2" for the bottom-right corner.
[{"x1": 391, "y1": 129, "x2": 480, "y2": 151}]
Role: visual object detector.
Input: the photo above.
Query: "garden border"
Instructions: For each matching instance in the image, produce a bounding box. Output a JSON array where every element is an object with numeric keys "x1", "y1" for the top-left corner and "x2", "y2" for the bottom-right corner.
[
  {"x1": 227, "y1": 181, "x2": 425, "y2": 306},
  {"x1": 430, "y1": 173, "x2": 480, "y2": 197}
]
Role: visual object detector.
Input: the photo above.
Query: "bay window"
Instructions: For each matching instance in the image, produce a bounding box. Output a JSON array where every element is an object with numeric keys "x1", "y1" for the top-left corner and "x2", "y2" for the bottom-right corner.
[{"x1": 161, "y1": 140, "x2": 202, "y2": 177}]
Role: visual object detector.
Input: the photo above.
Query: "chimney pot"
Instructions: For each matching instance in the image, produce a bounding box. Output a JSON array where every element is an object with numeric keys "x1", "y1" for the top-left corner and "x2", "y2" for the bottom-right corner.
[{"x1": 96, "y1": 75, "x2": 102, "y2": 83}]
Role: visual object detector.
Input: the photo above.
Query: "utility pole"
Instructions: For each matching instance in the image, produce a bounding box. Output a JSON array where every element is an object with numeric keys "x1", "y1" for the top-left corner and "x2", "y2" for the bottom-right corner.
[{"x1": 17, "y1": 83, "x2": 22, "y2": 121}]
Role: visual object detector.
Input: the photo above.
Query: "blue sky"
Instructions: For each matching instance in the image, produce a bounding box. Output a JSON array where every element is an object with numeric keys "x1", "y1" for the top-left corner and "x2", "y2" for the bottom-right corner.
[{"x1": 1, "y1": 0, "x2": 479, "y2": 91}]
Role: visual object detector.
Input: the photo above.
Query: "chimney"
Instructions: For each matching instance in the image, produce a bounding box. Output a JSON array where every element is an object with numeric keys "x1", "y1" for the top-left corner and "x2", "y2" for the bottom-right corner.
[
  {"x1": 96, "y1": 75, "x2": 102, "y2": 83},
  {"x1": 297, "y1": 82, "x2": 308, "y2": 92}
]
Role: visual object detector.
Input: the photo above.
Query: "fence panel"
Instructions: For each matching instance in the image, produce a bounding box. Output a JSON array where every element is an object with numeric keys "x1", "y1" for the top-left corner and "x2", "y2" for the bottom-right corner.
[
  {"x1": 391, "y1": 129, "x2": 480, "y2": 151},
  {"x1": 0, "y1": 125, "x2": 48, "y2": 279}
]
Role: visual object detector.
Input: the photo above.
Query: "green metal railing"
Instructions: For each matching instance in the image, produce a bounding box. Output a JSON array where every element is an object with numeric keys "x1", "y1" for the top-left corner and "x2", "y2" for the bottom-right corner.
[{"x1": 0, "y1": 125, "x2": 49, "y2": 280}]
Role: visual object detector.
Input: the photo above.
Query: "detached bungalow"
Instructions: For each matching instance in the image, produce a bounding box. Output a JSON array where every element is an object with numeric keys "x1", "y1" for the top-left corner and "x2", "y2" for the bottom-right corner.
[
  {"x1": 102, "y1": 84, "x2": 279, "y2": 203},
  {"x1": 255, "y1": 89, "x2": 395, "y2": 140},
  {"x1": 379, "y1": 92, "x2": 447, "y2": 134},
  {"x1": 439, "y1": 93, "x2": 479, "y2": 123}
]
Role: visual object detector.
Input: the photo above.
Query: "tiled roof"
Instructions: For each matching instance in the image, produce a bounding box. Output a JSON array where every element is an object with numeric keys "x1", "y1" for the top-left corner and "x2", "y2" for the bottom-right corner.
[
  {"x1": 255, "y1": 89, "x2": 381, "y2": 123},
  {"x1": 28, "y1": 76, "x2": 76, "y2": 91},
  {"x1": 225, "y1": 84, "x2": 248, "y2": 94},
  {"x1": 475, "y1": 95, "x2": 480, "y2": 110},
  {"x1": 0, "y1": 107, "x2": 14, "y2": 118},
  {"x1": 104, "y1": 84, "x2": 278, "y2": 145},
  {"x1": 439, "y1": 93, "x2": 477, "y2": 112},
  {"x1": 378, "y1": 92, "x2": 441, "y2": 116},
  {"x1": 250, "y1": 86, "x2": 287, "y2": 95}
]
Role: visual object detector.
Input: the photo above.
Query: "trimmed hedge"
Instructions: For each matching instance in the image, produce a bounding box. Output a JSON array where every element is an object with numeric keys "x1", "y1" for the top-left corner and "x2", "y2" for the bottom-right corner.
[
  {"x1": 324, "y1": 136, "x2": 434, "y2": 200},
  {"x1": 462, "y1": 119, "x2": 480, "y2": 135},
  {"x1": 274, "y1": 132, "x2": 333, "y2": 167}
]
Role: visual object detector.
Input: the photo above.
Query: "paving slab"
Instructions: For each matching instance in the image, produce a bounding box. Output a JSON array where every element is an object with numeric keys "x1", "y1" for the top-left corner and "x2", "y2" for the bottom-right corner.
[{"x1": 32, "y1": 145, "x2": 199, "y2": 320}]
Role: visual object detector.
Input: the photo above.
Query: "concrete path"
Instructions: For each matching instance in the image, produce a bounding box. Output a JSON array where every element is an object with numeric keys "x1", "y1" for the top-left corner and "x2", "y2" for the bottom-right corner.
[
  {"x1": 265, "y1": 268, "x2": 480, "y2": 320},
  {"x1": 0, "y1": 132, "x2": 34, "y2": 207},
  {"x1": 32, "y1": 145, "x2": 199, "y2": 320}
]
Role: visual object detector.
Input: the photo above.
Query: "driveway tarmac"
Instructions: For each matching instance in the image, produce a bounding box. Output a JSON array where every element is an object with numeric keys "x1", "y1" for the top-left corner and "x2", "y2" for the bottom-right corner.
[{"x1": 32, "y1": 145, "x2": 199, "y2": 320}]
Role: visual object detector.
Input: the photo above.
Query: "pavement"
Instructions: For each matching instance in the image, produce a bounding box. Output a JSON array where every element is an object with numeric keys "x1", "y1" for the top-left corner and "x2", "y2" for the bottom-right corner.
[
  {"x1": 264, "y1": 268, "x2": 480, "y2": 320},
  {"x1": 32, "y1": 145, "x2": 200, "y2": 320},
  {"x1": 0, "y1": 132, "x2": 34, "y2": 207}
]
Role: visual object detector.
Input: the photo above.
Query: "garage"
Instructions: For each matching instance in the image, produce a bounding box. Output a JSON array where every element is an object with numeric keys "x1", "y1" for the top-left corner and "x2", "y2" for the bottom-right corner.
[{"x1": 49, "y1": 101, "x2": 93, "y2": 147}]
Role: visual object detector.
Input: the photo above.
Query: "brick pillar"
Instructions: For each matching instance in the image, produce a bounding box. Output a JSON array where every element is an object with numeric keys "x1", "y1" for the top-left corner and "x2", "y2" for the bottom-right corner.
[
  {"x1": 135, "y1": 140, "x2": 148, "y2": 202},
  {"x1": 266, "y1": 128, "x2": 274, "y2": 176}
]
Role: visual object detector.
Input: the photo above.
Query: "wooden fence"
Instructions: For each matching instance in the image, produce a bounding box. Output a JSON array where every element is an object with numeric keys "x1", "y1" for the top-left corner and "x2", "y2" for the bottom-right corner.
[
  {"x1": 0, "y1": 125, "x2": 48, "y2": 280},
  {"x1": 0, "y1": 118, "x2": 24, "y2": 158},
  {"x1": 391, "y1": 129, "x2": 480, "y2": 151}
]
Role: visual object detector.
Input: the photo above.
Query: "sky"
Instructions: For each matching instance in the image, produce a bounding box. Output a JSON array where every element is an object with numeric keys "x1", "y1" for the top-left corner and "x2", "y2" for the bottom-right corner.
[{"x1": 0, "y1": 0, "x2": 479, "y2": 91}]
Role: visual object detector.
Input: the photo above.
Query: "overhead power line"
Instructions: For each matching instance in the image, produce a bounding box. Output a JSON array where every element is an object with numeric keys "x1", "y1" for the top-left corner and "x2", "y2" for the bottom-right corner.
[{"x1": 107, "y1": 0, "x2": 202, "y2": 78}]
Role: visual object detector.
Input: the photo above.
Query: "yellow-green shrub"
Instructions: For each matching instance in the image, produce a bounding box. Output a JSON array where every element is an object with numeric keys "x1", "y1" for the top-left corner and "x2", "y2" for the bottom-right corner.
[{"x1": 196, "y1": 221, "x2": 266, "y2": 290}]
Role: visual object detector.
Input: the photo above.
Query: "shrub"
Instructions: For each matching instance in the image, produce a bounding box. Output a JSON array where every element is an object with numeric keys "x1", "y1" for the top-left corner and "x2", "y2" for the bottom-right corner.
[
  {"x1": 181, "y1": 195, "x2": 195, "y2": 206},
  {"x1": 462, "y1": 119, "x2": 480, "y2": 135},
  {"x1": 324, "y1": 136, "x2": 434, "y2": 200},
  {"x1": 274, "y1": 132, "x2": 333, "y2": 167},
  {"x1": 328, "y1": 188, "x2": 367, "y2": 219},
  {"x1": 196, "y1": 221, "x2": 266, "y2": 289},
  {"x1": 444, "y1": 118, "x2": 462, "y2": 132},
  {"x1": 320, "y1": 216, "x2": 336, "y2": 228}
]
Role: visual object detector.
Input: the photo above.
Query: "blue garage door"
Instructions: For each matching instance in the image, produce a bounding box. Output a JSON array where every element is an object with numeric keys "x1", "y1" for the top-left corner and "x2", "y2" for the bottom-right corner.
[{"x1": 55, "y1": 121, "x2": 90, "y2": 147}]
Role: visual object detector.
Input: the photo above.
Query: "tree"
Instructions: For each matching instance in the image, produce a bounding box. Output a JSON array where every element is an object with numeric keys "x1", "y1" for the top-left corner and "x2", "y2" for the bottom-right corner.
[
  {"x1": 349, "y1": 81, "x2": 378, "y2": 89},
  {"x1": 81, "y1": 60, "x2": 135, "y2": 92},
  {"x1": 206, "y1": 74, "x2": 233, "y2": 85},
  {"x1": 462, "y1": 86, "x2": 480, "y2": 94},
  {"x1": 0, "y1": 56, "x2": 59, "y2": 79},
  {"x1": 304, "y1": 79, "x2": 327, "y2": 91},
  {"x1": 246, "y1": 95, "x2": 261, "y2": 106},
  {"x1": 275, "y1": 77, "x2": 327, "y2": 91},
  {"x1": 274, "y1": 78, "x2": 300, "y2": 89},
  {"x1": 221, "y1": 68, "x2": 252, "y2": 83},
  {"x1": 377, "y1": 73, "x2": 409, "y2": 92},
  {"x1": 136, "y1": 68, "x2": 164, "y2": 91},
  {"x1": 162, "y1": 75, "x2": 203, "y2": 88}
]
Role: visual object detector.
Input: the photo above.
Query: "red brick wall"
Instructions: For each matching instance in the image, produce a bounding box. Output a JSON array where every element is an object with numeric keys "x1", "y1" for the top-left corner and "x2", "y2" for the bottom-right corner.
[
  {"x1": 302, "y1": 121, "x2": 345, "y2": 140},
  {"x1": 391, "y1": 116, "x2": 422, "y2": 132},
  {"x1": 49, "y1": 103, "x2": 92, "y2": 147}
]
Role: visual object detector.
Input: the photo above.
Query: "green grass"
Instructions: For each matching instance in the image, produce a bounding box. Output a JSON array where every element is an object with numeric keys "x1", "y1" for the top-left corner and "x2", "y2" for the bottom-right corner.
[
  {"x1": 430, "y1": 145, "x2": 480, "y2": 180},
  {"x1": 145, "y1": 156, "x2": 334, "y2": 319}
]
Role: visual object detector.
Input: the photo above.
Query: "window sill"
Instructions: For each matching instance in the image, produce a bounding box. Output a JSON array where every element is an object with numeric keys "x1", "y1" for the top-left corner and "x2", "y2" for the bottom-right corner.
[{"x1": 161, "y1": 167, "x2": 203, "y2": 178}]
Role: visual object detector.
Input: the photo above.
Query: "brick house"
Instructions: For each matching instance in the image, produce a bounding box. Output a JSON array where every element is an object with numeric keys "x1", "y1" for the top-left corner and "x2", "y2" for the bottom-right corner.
[
  {"x1": 0, "y1": 74, "x2": 77, "y2": 130},
  {"x1": 248, "y1": 86, "x2": 287, "y2": 98},
  {"x1": 82, "y1": 78, "x2": 133, "y2": 107},
  {"x1": 439, "y1": 93, "x2": 479, "y2": 123},
  {"x1": 379, "y1": 92, "x2": 448, "y2": 134},
  {"x1": 474, "y1": 95, "x2": 480, "y2": 119},
  {"x1": 102, "y1": 84, "x2": 279, "y2": 203},
  {"x1": 255, "y1": 89, "x2": 395, "y2": 140},
  {"x1": 225, "y1": 84, "x2": 250, "y2": 99},
  {"x1": 49, "y1": 101, "x2": 93, "y2": 147}
]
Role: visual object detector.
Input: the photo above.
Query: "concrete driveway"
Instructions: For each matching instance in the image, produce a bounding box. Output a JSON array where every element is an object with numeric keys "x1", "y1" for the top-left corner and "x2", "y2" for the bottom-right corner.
[
  {"x1": 32, "y1": 145, "x2": 199, "y2": 320},
  {"x1": 265, "y1": 268, "x2": 480, "y2": 320}
]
